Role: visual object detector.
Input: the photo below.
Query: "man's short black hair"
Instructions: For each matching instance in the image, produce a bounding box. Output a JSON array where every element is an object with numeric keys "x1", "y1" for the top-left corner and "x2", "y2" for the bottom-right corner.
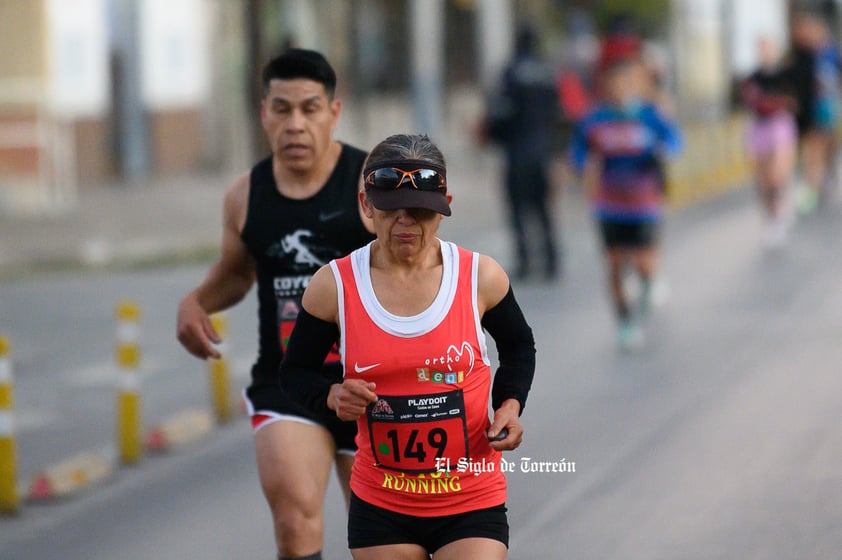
[{"x1": 261, "y1": 48, "x2": 337, "y2": 98}]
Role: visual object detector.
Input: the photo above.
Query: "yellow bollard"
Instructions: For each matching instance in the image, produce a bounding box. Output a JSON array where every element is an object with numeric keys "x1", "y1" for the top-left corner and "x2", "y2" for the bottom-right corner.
[
  {"x1": 0, "y1": 336, "x2": 18, "y2": 514},
  {"x1": 115, "y1": 301, "x2": 142, "y2": 464},
  {"x1": 208, "y1": 314, "x2": 231, "y2": 423}
]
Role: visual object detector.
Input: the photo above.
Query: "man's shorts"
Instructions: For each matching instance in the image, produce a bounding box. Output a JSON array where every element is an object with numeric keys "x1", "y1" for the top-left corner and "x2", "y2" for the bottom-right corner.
[
  {"x1": 599, "y1": 220, "x2": 660, "y2": 249},
  {"x1": 243, "y1": 363, "x2": 356, "y2": 454},
  {"x1": 347, "y1": 492, "x2": 509, "y2": 552}
]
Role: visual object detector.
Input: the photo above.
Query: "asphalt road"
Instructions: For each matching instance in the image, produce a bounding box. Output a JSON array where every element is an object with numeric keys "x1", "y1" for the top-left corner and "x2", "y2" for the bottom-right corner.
[{"x1": 1, "y1": 184, "x2": 841, "y2": 559}]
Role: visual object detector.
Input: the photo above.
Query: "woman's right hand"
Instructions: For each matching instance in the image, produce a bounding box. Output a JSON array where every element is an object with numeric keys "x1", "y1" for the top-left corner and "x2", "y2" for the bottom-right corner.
[{"x1": 328, "y1": 379, "x2": 378, "y2": 421}]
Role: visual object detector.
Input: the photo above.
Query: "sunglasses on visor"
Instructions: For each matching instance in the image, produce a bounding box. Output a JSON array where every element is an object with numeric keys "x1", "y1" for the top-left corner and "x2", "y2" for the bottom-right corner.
[{"x1": 364, "y1": 167, "x2": 446, "y2": 191}]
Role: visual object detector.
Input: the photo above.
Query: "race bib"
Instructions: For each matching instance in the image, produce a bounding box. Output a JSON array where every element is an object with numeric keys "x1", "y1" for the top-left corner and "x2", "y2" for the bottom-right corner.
[
  {"x1": 277, "y1": 297, "x2": 340, "y2": 361},
  {"x1": 366, "y1": 390, "x2": 469, "y2": 474},
  {"x1": 277, "y1": 298, "x2": 300, "y2": 352}
]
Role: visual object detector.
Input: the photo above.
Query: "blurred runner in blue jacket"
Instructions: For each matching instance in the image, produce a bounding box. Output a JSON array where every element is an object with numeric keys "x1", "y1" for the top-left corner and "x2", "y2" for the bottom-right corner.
[{"x1": 570, "y1": 54, "x2": 682, "y2": 351}]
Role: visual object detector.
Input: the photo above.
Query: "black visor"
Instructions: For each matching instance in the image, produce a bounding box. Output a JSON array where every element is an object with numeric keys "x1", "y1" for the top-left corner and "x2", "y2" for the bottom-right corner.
[{"x1": 364, "y1": 159, "x2": 451, "y2": 216}]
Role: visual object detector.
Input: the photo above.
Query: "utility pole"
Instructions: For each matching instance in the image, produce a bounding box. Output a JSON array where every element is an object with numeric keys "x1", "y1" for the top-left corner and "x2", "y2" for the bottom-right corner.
[
  {"x1": 476, "y1": 0, "x2": 514, "y2": 92},
  {"x1": 245, "y1": 0, "x2": 266, "y2": 160},
  {"x1": 409, "y1": 0, "x2": 444, "y2": 142},
  {"x1": 113, "y1": 0, "x2": 149, "y2": 181}
]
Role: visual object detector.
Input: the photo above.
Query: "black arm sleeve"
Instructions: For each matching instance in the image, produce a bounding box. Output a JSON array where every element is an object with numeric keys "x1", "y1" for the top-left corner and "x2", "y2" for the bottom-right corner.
[
  {"x1": 481, "y1": 286, "x2": 536, "y2": 414},
  {"x1": 278, "y1": 307, "x2": 340, "y2": 418}
]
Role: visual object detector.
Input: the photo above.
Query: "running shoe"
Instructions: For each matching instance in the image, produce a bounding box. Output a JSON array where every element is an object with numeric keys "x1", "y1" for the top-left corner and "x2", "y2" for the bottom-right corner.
[{"x1": 618, "y1": 320, "x2": 644, "y2": 351}]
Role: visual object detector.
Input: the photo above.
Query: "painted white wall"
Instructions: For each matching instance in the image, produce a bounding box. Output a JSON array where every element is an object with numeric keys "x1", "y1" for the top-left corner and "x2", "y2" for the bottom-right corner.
[
  {"x1": 281, "y1": 0, "x2": 321, "y2": 50},
  {"x1": 730, "y1": 0, "x2": 789, "y2": 77},
  {"x1": 46, "y1": 0, "x2": 110, "y2": 118},
  {"x1": 139, "y1": 0, "x2": 210, "y2": 110},
  {"x1": 673, "y1": 0, "x2": 726, "y2": 107}
]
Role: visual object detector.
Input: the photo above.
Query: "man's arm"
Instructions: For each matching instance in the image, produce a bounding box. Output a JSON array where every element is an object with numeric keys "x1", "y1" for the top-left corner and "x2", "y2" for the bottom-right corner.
[{"x1": 176, "y1": 173, "x2": 256, "y2": 359}]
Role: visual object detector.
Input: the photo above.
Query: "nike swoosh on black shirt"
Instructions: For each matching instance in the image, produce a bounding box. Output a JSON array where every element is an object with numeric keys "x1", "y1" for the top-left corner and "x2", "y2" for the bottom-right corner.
[{"x1": 319, "y1": 209, "x2": 345, "y2": 221}]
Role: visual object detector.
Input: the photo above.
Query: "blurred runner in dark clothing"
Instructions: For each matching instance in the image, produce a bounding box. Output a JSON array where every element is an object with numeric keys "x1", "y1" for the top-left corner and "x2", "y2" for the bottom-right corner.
[{"x1": 485, "y1": 24, "x2": 561, "y2": 281}]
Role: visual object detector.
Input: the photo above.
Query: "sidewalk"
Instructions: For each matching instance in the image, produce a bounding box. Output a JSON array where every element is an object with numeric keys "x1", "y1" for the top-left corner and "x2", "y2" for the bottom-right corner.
[
  {"x1": 0, "y1": 172, "x2": 231, "y2": 281},
  {"x1": 0, "y1": 154, "x2": 498, "y2": 283},
  {"x1": 0, "y1": 90, "x2": 490, "y2": 282}
]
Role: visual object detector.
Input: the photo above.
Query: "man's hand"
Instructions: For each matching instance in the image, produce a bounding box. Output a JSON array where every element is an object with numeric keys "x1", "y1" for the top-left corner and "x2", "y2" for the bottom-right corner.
[
  {"x1": 176, "y1": 294, "x2": 222, "y2": 359},
  {"x1": 487, "y1": 398, "x2": 524, "y2": 451},
  {"x1": 328, "y1": 379, "x2": 378, "y2": 421}
]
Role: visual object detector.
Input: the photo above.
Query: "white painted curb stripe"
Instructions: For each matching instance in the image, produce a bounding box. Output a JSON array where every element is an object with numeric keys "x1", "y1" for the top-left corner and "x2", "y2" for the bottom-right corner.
[
  {"x1": 0, "y1": 411, "x2": 14, "y2": 435},
  {"x1": 116, "y1": 322, "x2": 140, "y2": 343},
  {"x1": 0, "y1": 359, "x2": 11, "y2": 383},
  {"x1": 119, "y1": 373, "x2": 139, "y2": 391}
]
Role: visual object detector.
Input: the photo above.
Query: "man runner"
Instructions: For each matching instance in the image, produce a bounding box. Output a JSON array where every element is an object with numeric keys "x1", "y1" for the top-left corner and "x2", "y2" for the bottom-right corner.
[{"x1": 176, "y1": 49, "x2": 374, "y2": 560}]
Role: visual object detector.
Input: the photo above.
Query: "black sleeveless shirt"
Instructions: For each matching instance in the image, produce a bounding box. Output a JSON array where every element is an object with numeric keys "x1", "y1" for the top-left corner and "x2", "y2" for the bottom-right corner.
[{"x1": 241, "y1": 144, "x2": 373, "y2": 384}]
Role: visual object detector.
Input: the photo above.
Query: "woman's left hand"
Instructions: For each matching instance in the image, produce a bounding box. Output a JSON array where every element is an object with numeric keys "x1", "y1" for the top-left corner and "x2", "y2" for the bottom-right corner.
[{"x1": 487, "y1": 398, "x2": 524, "y2": 451}]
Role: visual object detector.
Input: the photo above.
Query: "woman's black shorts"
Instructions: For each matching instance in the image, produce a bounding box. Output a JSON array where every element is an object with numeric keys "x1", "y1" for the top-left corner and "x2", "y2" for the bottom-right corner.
[
  {"x1": 347, "y1": 492, "x2": 509, "y2": 553},
  {"x1": 599, "y1": 219, "x2": 661, "y2": 249}
]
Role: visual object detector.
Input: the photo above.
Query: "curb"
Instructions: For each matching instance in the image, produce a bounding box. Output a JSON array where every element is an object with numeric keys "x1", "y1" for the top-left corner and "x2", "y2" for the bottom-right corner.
[
  {"x1": 0, "y1": 244, "x2": 219, "y2": 283},
  {"x1": 26, "y1": 451, "x2": 114, "y2": 501},
  {"x1": 21, "y1": 405, "x2": 247, "y2": 504},
  {"x1": 144, "y1": 409, "x2": 214, "y2": 453}
]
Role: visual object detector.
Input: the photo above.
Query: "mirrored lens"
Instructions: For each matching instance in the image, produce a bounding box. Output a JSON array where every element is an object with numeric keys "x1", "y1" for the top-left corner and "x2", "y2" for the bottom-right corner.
[
  {"x1": 368, "y1": 167, "x2": 444, "y2": 190},
  {"x1": 371, "y1": 168, "x2": 402, "y2": 189},
  {"x1": 412, "y1": 169, "x2": 442, "y2": 190}
]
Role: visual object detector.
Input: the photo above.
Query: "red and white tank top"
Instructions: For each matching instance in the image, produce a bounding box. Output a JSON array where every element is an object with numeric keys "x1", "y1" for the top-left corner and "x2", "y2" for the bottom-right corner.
[{"x1": 330, "y1": 240, "x2": 507, "y2": 517}]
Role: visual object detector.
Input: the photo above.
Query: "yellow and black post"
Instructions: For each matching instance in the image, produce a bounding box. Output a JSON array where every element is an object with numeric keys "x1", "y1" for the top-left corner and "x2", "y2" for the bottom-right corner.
[
  {"x1": 0, "y1": 335, "x2": 18, "y2": 513},
  {"x1": 208, "y1": 314, "x2": 231, "y2": 423},
  {"x1": 115, "y1": 301, "x2": 142, "y2": 464}
]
